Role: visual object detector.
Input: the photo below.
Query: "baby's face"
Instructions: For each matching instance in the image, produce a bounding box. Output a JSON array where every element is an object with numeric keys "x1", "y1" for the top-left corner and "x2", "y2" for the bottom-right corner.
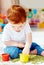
[{"x1": 10, "y1": 22, "x2": 25, "y2": 32}]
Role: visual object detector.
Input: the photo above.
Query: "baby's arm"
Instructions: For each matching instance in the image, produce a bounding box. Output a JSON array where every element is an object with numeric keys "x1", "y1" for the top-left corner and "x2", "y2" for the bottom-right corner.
[
  {"x1": 4, "y1": 41, "x2": 25, "y2": 48},
  {"x1": 22, "y1": 33, "x2": 32, "y2": 54}
]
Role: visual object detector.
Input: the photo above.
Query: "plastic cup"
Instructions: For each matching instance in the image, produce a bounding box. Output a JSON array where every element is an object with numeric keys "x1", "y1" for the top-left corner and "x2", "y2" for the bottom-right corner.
[
  {"x1": 20, "y1": 53, "x2": 30, "y2": 63},
  {"x1": 2, "y1": 53, "x2": 10, "y2": 61}
]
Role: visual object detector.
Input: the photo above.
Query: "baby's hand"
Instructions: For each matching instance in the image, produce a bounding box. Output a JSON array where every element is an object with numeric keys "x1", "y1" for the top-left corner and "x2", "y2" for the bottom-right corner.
[{"x1": 22, "y1": 47, "x2": 30, "y2": 54}]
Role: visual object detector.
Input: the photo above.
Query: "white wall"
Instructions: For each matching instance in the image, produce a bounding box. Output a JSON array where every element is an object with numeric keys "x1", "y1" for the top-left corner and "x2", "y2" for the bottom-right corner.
[
  {"x1": 20, "y1": 0, "x2": 44, "y2": 8},
  {"x1": 32, "y1": 31, "x2": 44, "y2": 48},
  {"x1": 1, "y1": 0, "x2": 12, "y2": 14},
  {"x1": 1, "y1": 0, "x2": 19, "y2": 14}
]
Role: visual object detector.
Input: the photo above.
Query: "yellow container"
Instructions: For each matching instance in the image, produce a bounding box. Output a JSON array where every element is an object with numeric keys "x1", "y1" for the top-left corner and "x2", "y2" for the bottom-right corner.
[
  {"x1": 38, "y1": 22, "x2": 44, "y2": 29},
  {"x1": 20, "y1": 53, "x2": 30, "y2": 63}
]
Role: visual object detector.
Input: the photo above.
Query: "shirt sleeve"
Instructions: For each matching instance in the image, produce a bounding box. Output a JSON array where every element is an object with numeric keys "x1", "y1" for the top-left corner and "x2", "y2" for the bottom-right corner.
[
  {"x1": 2, "y1": 26, "x2": 11, "y2": 42},
  {"x1": 25, "y1": 22, "x2": 32, "y2": 34}
]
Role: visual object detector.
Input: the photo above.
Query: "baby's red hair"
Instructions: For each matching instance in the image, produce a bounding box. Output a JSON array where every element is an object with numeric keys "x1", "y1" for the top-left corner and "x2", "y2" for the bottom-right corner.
[{"x1": 7, "y1": 5, "x2": 27, "y2": 24}]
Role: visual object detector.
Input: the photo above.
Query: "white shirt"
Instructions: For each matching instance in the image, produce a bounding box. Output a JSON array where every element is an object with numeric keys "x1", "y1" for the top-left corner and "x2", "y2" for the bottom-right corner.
[{"x1": 2, "y1": 21, "x2": 32, "y2": 43}]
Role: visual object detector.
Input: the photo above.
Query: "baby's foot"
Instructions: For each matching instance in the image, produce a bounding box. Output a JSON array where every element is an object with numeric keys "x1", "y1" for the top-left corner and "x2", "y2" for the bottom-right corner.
[
  {"x1": 41, "y1": 51, "x2": 44, "y2": 56},
  {"x1": 30, "y1": 49, "x2": 37, "y2": 55}
]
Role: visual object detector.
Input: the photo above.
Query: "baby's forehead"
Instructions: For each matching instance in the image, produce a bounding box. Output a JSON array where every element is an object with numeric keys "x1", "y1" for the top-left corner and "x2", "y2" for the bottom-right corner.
[{"x1": 10, "y1": 22, "x2": 25, "y2": 27}]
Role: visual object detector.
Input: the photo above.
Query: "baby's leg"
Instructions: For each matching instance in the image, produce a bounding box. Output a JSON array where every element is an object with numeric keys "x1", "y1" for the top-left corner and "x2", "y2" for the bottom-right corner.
[
  {"x1": 4, "y1": 46, "x2": 19, "y2": 59},
  {"x1": 30, "y1": 42, "x2": 44, "y2": 55},
  {"x1": 41, "y1": 50, "x2": 44, "y2": 56}
]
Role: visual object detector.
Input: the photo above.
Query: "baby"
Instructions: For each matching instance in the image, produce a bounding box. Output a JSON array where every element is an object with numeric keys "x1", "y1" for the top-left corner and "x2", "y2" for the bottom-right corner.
[{"x1": 2, "y1": 5, "x2": 44, "y2": 59}]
